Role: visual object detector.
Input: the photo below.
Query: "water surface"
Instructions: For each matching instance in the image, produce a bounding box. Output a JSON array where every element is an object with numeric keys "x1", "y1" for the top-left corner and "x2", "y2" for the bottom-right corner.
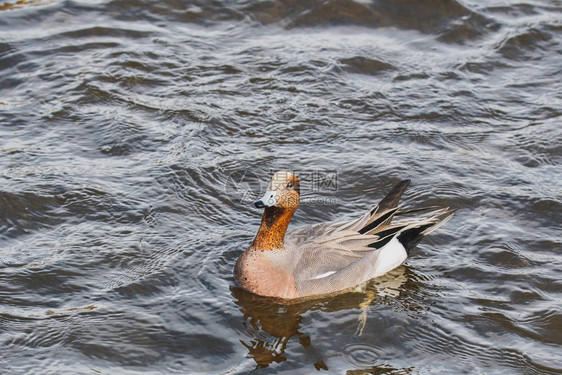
[{"x1": 1, "y1": 0, "x2": 561, "y2": 373}]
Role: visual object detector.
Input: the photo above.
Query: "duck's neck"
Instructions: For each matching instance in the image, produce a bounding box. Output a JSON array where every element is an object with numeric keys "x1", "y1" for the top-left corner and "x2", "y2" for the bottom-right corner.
[{"x1": 252, "y1": 206, "x2": 296, "y2": 251}]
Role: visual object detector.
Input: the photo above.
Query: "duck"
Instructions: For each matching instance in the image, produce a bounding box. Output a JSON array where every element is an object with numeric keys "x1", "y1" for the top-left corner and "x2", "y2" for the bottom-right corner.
[{"x1": 234, "y1": 171, "x2": 455, "y2": 299}]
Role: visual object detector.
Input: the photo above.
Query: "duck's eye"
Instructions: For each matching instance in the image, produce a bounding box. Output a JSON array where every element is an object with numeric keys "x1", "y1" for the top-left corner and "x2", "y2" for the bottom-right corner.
[{"x1": 287, "y1": 181, "x2": 294, "y2": 189}]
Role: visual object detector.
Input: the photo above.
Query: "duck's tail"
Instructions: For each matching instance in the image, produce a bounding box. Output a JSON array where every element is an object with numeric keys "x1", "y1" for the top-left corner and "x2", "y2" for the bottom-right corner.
[
  {"x1": 395, "y1": 208, "x2": 457, "y2": 254},
  {"x1": 344, "y1": 179, "x2": 411, "y2": 234},
  {"x1": 352, "y1": 180, "x2": 456, "y2": 254}
]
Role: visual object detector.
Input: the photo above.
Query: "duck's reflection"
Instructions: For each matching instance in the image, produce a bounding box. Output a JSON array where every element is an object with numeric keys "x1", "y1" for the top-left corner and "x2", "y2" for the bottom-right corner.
[{"x1": 231, "y1": 267, "x2": 408, "y2": 370}]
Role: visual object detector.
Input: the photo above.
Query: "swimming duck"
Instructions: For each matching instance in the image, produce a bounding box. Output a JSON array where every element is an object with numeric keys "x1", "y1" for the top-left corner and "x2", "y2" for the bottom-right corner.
[{"x1": 234, "y1": 171, "x2": 455, "y2": 299}]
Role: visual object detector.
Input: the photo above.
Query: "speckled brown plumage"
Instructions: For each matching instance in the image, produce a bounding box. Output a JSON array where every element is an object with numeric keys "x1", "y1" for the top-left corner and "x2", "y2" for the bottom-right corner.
[{"x1": 252, "y1": 206, "x2": 296, "y2": 250}]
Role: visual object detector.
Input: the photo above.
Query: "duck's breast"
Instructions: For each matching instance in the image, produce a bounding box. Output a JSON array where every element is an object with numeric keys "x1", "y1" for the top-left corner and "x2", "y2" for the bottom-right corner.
[{"x1": 235, "y1": 248, "x2": 298, "y2": 299}]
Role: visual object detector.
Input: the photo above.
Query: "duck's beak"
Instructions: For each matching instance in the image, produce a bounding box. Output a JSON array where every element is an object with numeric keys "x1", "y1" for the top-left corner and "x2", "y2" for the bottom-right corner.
[{"x1": 254, "y1": 190, "x2": 277, "y2": 208}]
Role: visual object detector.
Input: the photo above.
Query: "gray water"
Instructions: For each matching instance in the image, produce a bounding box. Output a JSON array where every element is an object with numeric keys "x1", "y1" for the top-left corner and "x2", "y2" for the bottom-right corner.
[{"x1": 1, "y1": 0, "x2": 561, "y2": 374}]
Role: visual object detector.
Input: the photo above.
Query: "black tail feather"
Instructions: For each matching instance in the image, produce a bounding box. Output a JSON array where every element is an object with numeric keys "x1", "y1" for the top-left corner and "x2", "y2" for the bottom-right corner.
[
  {"x1": 359, "y1": 208, "x2": 398, "y2": 234},
  {"x1": 367, "y1": 225, "x2": 408, "y2": 249},
  {"x1": 360, "y1": 180, "x2": 411, "y2": 234},
  {"x1": 359, "y1": 180, "x2": 456, "y2": 255},
  {"x1": 371, "y1": 179, "x2": 411, "y2": 215},
  {"x1": 397, "y1": 224, "x2": 435, "y2": 254}
]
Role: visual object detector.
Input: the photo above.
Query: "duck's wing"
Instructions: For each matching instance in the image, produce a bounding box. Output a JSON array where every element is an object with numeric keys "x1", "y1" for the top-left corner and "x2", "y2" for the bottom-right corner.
[
  {"x1": 291, "y1": 208, "x2": 455, "y2": 297},
  {"x1": 288, "y1": 179, "x2": 412, "y2": 246},
  {"x1": 287, "y1": 227, "x2": 381, "y2": 283},
  {"x1": 286, "y1": 180, "x2": 456, "y2": 297},
  {"x1": 287, "y1": 221, "x2": 349, "y2": 246}
]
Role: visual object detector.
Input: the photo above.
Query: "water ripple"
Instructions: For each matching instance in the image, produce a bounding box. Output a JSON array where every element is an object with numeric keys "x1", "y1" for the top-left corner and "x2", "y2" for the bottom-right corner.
[{"x1": 1, "y1": 0, "x2": 561, "y2": 374}]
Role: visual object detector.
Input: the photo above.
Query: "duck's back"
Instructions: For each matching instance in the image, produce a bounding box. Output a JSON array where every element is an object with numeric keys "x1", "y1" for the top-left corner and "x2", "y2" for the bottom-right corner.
[{"x1": 282, "y1": 220, "x2": 408, "y2": 297}]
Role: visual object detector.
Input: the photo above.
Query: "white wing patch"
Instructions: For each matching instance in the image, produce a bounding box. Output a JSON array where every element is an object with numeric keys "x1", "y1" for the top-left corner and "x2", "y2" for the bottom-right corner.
[
  {"x1": 310, "y1": 271, "x2": 337, "y2": 280},
  {"x1": 372, "y1": 237, "x2": 408, "y2": 276}
]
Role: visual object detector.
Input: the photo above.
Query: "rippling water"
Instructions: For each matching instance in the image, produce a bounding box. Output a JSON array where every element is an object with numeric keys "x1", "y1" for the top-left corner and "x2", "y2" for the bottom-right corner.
[{"x1": 1, "y1": 0, "x2": 561, "y2": 373}]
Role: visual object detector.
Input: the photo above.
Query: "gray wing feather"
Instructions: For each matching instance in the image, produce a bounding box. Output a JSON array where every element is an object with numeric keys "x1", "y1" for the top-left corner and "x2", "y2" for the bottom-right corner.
[{"x1": 280, "y1": 180, "x2": 455, "y2": 297}]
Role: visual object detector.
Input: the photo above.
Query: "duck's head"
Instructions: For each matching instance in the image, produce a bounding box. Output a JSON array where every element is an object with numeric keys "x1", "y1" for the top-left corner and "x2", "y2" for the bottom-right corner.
[{"x1": 254, "y1": 171, "x2": 300, "y2": 210}]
